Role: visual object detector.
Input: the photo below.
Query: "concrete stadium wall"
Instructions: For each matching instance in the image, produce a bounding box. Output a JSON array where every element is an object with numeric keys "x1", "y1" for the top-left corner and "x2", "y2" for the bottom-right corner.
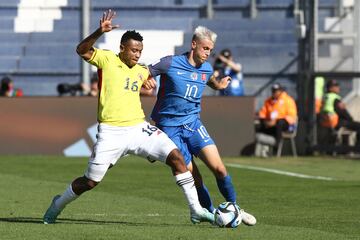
[{"x1": 0, "y1": 97, "x2": 255, "y2": 156}]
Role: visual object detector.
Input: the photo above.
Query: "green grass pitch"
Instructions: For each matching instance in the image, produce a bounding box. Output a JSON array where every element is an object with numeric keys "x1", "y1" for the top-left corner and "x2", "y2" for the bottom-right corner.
[{"x1": 0, "y1": 155, "x2": 359, "y2": 240}]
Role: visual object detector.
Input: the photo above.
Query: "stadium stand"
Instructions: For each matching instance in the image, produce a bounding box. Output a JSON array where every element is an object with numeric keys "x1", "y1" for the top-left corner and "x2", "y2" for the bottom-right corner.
[{"x1": 0, "y1": 0, "x2": 338, "y2": 96}]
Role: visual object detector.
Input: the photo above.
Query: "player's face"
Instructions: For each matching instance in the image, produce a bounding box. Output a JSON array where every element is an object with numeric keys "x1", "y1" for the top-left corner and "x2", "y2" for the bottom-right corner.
[
  {"x1": 192, "y1": 38, "x2": 214, "y2": 65},
  {"x1": 120, "y1": 39, "x2": 143, "y2": 67}
]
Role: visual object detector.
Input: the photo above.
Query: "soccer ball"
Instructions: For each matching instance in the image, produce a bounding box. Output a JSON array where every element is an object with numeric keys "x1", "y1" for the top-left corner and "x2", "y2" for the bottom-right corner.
[{"x1": 214, "y1": 202, "x2": 242, "y2": 228}]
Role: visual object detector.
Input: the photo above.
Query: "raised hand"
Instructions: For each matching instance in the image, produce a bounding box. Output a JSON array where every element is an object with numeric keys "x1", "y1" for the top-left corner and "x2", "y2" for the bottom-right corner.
[
  {"x1": 219, "y1": 76, "x2": 231, "y2": 89},
  {"x1": 99, "y1": 9, "x2": 120, "y2": 33}
]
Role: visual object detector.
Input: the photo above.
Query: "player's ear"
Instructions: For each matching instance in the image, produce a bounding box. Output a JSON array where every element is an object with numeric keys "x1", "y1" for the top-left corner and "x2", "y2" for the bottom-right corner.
[
  {"x1": 120, "y1": 44, "x2": 124, "y2": 52},
  {"x1": 191, "y1": 40, "x2": 197, "y2": 50}
]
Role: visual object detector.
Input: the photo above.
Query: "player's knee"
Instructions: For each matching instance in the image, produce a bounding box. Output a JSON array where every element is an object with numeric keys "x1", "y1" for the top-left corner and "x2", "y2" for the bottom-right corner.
[
  {"x1": 72, "y1": 176, "x2": 99, "y2": 195},
  {"x1": 166, "y1": 149, "x2": 187, "y2": 174},
  {"x1": 86, "y1": 179, "x2": 99, "y2": 190},
  {"x1": 166, "y1": 149, "x2": 183, "y2": 164},
  {"x1": 213, "y1": 165, "x2": 227, "y2": 178}
]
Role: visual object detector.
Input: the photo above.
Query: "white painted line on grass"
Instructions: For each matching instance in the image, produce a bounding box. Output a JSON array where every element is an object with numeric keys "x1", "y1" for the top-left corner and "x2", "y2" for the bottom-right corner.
[{"x1": 226, "y1": 163, "x2": 335, "y2": 181}]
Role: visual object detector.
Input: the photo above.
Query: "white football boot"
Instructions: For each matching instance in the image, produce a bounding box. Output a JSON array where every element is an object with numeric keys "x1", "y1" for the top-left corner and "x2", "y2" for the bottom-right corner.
[{"x1": 240, "y1": 209, "x2": 257, "y2": 226}]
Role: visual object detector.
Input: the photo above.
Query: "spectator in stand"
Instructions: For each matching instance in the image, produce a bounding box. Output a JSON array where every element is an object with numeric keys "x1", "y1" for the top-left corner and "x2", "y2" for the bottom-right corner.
[
  {"x1": 320, "y1": 79, "x2": 360, "y2": 144},
  {"x1": 213, "y1": 49, "x2": 244, "y2": 96},
  {"x1": 257, "y1": 83, "x2": 297, "y2": 146},
  {"x1": 0, "y1": 76, "x2": 23, "y2": 97}
]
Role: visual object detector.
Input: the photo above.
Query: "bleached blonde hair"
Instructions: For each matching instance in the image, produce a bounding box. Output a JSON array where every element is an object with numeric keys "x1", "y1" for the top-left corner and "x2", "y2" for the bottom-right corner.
[{"x1": 192, "y1": 26, "x2": 217, "y2": 43}]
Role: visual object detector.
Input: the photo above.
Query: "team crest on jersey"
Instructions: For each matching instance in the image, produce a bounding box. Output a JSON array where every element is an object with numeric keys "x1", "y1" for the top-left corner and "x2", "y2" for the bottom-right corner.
[
  {"x1": 191, "y1": 72, "x2": 198, "y2": 80},
  {"x1": 201, "y1": 73, "x2": 206, "y2": 81},
  {"x1": 138, "y1": 73, "x2": 144, "y2": 81}
]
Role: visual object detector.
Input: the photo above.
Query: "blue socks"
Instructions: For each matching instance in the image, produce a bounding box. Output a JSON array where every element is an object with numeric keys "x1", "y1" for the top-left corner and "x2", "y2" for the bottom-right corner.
[
  {"x1": 196, "y1": 184, "x2": 215, "y2": 213},
  {"x1": 216, "y1": 175, "x2": 237, "y2": 203},
  {"x1": 196, "y1": 175, "x2": 237, "y2": 212}
]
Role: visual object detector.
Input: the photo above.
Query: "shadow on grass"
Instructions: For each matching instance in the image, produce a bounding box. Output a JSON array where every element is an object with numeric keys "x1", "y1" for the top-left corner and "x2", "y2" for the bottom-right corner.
[{"x1": 0, "y1": 217, "x2": 212, "y2": 228}]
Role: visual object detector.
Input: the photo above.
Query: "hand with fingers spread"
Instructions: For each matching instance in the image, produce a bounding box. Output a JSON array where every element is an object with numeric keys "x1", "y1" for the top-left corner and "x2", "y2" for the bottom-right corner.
[
  {"x1": 218, "y1": 76, "x2": 231, "y2": 89},
  {"x1": 76, "y1": 9, "x2": 120, "y2": 60},
  {"x1": 99, "y1": 9, "x2": 120, "y2": 33}
]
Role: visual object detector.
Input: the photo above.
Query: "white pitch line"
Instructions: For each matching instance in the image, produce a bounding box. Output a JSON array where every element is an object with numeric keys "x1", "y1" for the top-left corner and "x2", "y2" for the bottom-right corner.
[{"x1": 226, "y1": 163, "x2": 335, "y2": 181}]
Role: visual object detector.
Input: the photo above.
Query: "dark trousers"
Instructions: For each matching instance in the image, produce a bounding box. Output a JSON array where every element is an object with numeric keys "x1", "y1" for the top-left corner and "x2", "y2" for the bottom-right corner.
[
  {"x1": 257, "y1": 119, "x2": 289, "y2": 145},
  {"x1": 337, "y1": 120, "x2": 360, "y2": 143}
]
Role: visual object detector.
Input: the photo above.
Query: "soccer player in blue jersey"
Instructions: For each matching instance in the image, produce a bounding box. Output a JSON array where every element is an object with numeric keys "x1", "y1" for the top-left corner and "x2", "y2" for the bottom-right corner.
[{"x1": 146, "y1": 26, "x2": 256, "y2": 226}]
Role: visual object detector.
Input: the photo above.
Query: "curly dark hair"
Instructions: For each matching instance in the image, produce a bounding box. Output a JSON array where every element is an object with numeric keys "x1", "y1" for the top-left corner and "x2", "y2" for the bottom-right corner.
[{"x1": 120, "y1": 30, "x2": 143, "y2": 44}]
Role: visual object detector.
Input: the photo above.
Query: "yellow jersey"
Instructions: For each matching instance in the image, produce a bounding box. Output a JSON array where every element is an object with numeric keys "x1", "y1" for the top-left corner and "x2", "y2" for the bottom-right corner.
[{"x1": 88, "y1": 48, "x2": 149, "y2": 126}]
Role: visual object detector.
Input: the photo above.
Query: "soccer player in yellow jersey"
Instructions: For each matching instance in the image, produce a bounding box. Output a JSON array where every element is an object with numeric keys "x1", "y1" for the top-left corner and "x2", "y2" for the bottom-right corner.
[{"x1": 43, "y1": 9, "x2": 214, "y2": 225}]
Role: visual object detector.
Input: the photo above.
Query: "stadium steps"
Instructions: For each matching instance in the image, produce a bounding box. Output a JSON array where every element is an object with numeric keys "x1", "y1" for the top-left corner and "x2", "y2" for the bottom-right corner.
[
  {"x1": 183, "y1": 31, "x2": 296, "y2": 44},
  {"x1": 192, "y1": 18, "x2": 296, "y2": 31},
  {"x1": 18, "y1": 56, "x2": 80, "y2": 73},
  {"x1": 0, "y1": 57, "x2": 20, "y2": 73},
  {"x1": 176, "y1": 44, "x2": 297, "y2": 57}
]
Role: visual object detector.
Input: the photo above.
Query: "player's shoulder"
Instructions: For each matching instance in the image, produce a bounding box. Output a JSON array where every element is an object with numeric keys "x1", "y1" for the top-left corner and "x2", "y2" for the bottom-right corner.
[
  {"x1": 135, "y1": 63, "x2": 150, "y2": 76},
  {"x1": 137, "y1": 62, "x2": 148, "y2": 70},
  {"x1": 96, "y1": 48, "x2": 117, "y2": 58},
  {"x1": 98, "y1": 48, "x2": 114, "y2": 54}
]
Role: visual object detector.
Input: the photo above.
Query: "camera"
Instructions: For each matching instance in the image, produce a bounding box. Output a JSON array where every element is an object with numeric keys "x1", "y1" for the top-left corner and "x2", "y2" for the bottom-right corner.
[{"x1": 57, "y1": 83, "x2": 84, "y2": 96}]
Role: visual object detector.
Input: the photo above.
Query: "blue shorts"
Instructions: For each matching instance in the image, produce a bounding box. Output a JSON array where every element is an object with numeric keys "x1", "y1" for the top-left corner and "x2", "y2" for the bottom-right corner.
[{"x1": 158, "y1": 118, "x2": 215, "y2": 165}]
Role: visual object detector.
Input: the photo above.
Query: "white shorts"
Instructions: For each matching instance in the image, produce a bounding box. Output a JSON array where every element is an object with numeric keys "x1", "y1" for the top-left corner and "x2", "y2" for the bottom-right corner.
[{"x1": 85, "y1": 122, "x2": 177, "y2": 182}]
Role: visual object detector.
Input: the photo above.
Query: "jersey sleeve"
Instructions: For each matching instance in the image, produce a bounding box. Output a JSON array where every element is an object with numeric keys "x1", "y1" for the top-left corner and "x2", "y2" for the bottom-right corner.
[
  {"x1": 285, "y1": 96, "x2": 298, "y2": 124},
  {"x1": 87, "y1": 48, "x2": 111, "y2": 69},
  {"x1": 258, "y1": 102, "x2": 268, "y2": 119},
  {"x1": 148, "y1": 55, "x2": 172, "y2": 77}
]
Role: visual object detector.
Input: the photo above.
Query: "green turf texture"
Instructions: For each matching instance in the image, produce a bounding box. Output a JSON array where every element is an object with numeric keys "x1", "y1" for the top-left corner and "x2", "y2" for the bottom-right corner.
[{"x1": 0, "y1": 155, "x2": 359, "y2": 240}]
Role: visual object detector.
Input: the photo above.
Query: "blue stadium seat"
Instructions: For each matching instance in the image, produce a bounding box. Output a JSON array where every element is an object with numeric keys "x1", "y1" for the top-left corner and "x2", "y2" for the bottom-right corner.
[
  {"x1": 183, "y1": 31, "x2": 296, "y2": 45},
  {"x1": 0, "y1": 44, "x2": 24, "y2": 56},
  {"x1": 18, "y1": 57, "x2": 80, "y2": 73},
  {"x1": 91, "y1": 0, "x2": 176, "y2": 7},
  {"x1": 91, "y1": 7, "x2": 201, "y2": 18},
  {"x1": 319, "y1": 0, "x2": 338, "y2": 6},
  {"x1": 0, "y1": 17, "x2": 15, "y2": 30},
  {"x1": 94, "y1": 17, "x2": 193, "y2": 31},
  {"x1": 257, "y1": 0, "x2": 293, "y2": 6},
  {"x1": 193, "y1": 18, "x2": 296, "y2": 31},
  {"x1": 29, "y1": 32, "x2": 80, "y2": 43},
  {"x1": 176, "y1": 44, "x2": 297, "y2": 57},
  {"x1": 214, "y1": 0, "x2": 249, "y2": 6},
  {"x1": 0, "y1": 0, "x2": 20, "y2": 7},
  {"x1": 177, "y1": 0, "x2": 207, "y2": 6},
  {"x1": 239, "y1": 56, "x2": 297, "y2": 74},
  {"x1": 0, "y1": 8, "x2": 18, "y2": 17},
  {"x1": 25, "y1": 43, "x2": 76, "y2": 57},
  {"x1": 0, "y1": 57, "x2": 18, "y2": 72},
  {"x1": 0, "y1": 32, "x2": 30, "y2": 44}
]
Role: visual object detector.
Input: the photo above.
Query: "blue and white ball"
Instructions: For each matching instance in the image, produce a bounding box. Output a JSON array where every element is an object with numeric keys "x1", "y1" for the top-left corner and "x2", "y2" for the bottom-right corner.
[{"x1": 214, "y1": 202, "x2": 242, "y2": 228}]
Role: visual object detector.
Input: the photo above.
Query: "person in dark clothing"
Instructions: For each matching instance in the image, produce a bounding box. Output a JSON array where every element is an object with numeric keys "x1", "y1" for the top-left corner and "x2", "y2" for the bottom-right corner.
[{"x1": 320, "y1": 79, "x2": 360, "y2": 144}]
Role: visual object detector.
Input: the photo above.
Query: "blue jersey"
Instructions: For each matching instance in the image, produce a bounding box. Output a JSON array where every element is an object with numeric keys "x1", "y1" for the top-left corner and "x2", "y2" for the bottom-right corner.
[{"x1": 148, "y1": 53, "x2": 213, "y2": 126}]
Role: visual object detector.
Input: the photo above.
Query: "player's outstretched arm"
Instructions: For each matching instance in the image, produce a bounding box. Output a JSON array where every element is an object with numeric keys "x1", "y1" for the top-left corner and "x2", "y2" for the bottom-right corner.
[
  {"x1": 76, "y1": 9, "x2": 120, "y2": 61},
  {"x1": 207, "y1": 75, "x2": 231, "y2": 90}
]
